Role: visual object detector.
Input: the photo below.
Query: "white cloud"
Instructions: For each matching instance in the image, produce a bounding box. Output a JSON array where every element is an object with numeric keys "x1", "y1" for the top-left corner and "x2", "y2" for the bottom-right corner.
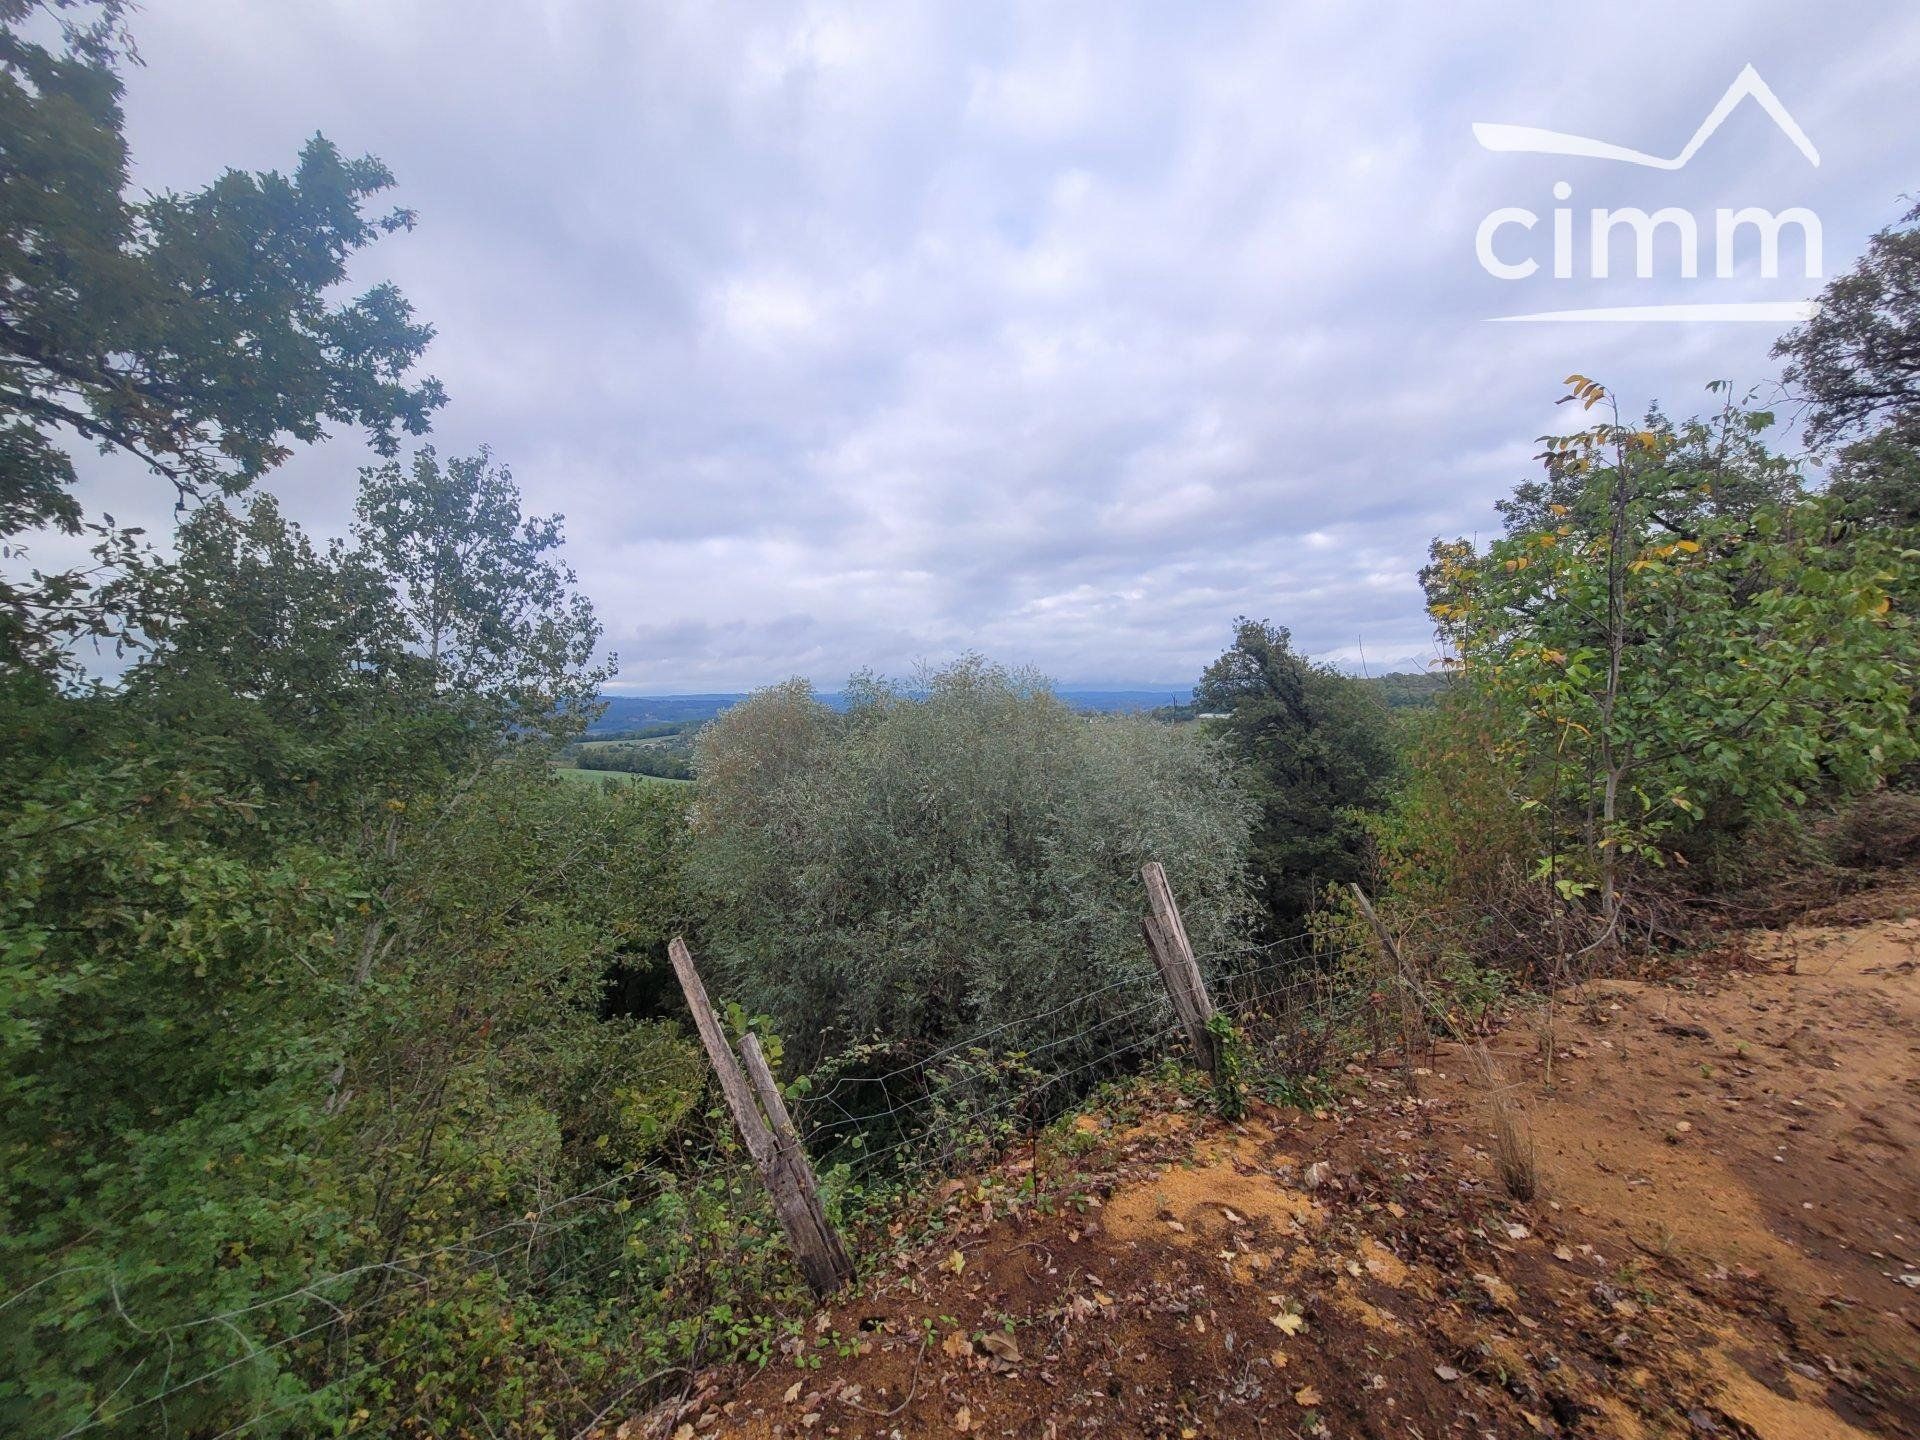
[{"x1": 68, "y1": 0, "x2": 1920, "y2": 691}]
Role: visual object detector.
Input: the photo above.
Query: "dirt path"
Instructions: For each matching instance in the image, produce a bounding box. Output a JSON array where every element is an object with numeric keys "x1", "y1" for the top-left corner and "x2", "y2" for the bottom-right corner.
[{"x1": 619, "y1": 884, "x2": 1920, "y2": 1439}]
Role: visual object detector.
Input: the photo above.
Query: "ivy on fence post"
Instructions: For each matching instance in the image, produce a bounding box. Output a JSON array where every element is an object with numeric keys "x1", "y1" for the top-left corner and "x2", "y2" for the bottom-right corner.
[{"x1": 1142, "y1": 861, "x2": 1248, "y2": 1116}]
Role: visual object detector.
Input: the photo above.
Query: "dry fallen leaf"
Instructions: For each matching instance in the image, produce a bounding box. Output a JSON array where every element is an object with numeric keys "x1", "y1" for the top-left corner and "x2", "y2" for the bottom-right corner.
[
  {"x1": 1435, "y1": 1363, "x2": 1462, "y2": 1382},
  {"x1": 951, "y1": 1405, "x2": 973, "y2": 1432},
  {"x1": 941, "y1": 1332, "x2": 974, "y2": 1360},
  {"x1": 783, "y1": 1381, "x2": 803, "y2": 1405},
  {"x1": 1271, "y1": 1311, "x2": 1306, "y2": 1336},
  {"x1": 1294, "y1": 1385, "x2": 1323, "y2": 1407},
  {"x1": 942, "y1": 1249, "x2": 966, "y2": 1276},
  {"x1": 978, "y1": 1332, "x2": 1020, "y2": 1364}
]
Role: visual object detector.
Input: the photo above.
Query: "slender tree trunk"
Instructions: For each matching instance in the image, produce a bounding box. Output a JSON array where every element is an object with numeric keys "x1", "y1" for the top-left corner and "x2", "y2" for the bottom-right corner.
[{"x1": 1597, "y1": 441, "x2": 1631, "y2": 929}]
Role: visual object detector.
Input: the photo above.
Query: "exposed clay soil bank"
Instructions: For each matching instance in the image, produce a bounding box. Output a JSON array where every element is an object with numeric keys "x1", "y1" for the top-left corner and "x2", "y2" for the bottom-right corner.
[{"x1": 617, "y1": 878, "x2": 1920, "y2": 1439}]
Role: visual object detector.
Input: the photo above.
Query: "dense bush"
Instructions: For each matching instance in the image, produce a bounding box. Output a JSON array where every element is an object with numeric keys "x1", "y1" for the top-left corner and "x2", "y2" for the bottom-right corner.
[
  {"x1": 1194, "y1": 619, "x2": 1400, "y2": 934},
  {"x1": 685, "y1": 660, "x2": 1256, "y2": 1083},
  {"x1": 0, "y1": 470, "x2": 732, "y2": 1437},
  {"x1": 1363, "y1": 685, "x2": 1546, "y2": 969},
  {"x1": 1390, "y1": 379, "x2": 1920, "y2": 968}
]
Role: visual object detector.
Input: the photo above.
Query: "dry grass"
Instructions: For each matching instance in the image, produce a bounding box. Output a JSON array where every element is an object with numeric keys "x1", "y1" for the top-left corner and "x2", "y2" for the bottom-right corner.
[{"x1": 1466, "y1": 1041, "x2": 1539, "y2": 1202}]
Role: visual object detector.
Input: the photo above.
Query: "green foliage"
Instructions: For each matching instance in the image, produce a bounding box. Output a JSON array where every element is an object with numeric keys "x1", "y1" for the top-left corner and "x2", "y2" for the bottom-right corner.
[
  {"x1": 0, "y1": 706, "x2": 712, "y2": 1437},
  {"x1": 0, "y1": 455, "x2": 715, "y2": 1435},
  {"x1": 353, "y1": 447, "x2": 612, "y2": 742},
  {"x1": 1774, "y1": 194, "x2": 1920, "y2": 557},
  {"x1": 1203, "y1": 1014, "x2": 1248, "y2": 1121},
  {"x1": 1421, "y1": 377, "x2": 1919, "y2": 942},
  {"x1": 0, "y1": 3, "x2": 443, "y2": 670},
  {"x1": 1774, "y1": 196, "x2": 1920, "y2": 455},
  {"x1": 1363, "y1": 671, "x2": 1451, "y2": 709},
  {"x1": 1194, "y1": 619, "x2": 1399, "y2": 933},
  {"x1": 1363, "y1": 688, "x2": 1545, "y2": 966},
  {"x1": 574, "y1": 742, "x2": 696, "y2": 780},
  {"x1": 687, "y1": 658, "x2": 1255, "y2": 1083}
]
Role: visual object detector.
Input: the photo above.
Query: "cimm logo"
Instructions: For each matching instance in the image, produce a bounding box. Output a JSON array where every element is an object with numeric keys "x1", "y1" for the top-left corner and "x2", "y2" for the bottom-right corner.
[{"x1": 1473, "y1": 65, "x2": 1823, "y2": 322}]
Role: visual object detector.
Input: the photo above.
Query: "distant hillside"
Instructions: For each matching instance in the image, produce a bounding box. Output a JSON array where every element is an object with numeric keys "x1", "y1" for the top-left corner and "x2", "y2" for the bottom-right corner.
[
  {"x1": 587, "y1": 687, "x2": 1193, "y2": 734},
  {"x1": 589, "y1": 694, "x2": 750, "y2": 731}
]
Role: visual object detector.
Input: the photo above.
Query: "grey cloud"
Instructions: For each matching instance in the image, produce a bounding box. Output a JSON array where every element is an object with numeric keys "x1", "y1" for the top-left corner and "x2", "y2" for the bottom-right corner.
[{"x1": 70, "y1": 0, "x2": 1920, "y2": 692}]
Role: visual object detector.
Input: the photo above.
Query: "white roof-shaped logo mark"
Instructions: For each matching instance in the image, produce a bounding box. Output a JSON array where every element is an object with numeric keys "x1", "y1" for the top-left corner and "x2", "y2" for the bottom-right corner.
[{"x1": 1474, "y1": 64, "x2": 1819, "y2": 170}]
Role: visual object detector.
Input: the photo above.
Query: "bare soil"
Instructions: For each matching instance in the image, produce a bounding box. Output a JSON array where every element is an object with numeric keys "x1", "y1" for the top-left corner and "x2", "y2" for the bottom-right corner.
[{"x1": 619, "y1": 878, "x2": 1920, "y2": 1439}]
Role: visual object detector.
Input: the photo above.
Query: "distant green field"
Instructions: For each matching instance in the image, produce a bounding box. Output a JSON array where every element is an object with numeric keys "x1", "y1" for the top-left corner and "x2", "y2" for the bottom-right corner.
[{"x1": 549, "y1": 764, "x2": 690, "y2": 788}]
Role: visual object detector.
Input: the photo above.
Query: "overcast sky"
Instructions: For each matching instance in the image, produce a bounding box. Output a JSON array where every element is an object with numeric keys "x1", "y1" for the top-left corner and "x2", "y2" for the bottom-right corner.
[{"x1": 75, "y1": 1, "x2": 1920, "y2": 690}]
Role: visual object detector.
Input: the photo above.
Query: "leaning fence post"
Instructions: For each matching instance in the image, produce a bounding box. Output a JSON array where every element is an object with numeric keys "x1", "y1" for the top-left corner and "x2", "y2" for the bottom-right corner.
[
  {"x1": 668, "y1": 937, "x2": 851, "y2": 1296},
  {"x1": 1141, "y1": 861, "x2": 1219, "y2": 1079},
  {"x1": 1348, "y1": 884, "x2": 1430, "y2": 1085},
  {"x1": 739, "y1": 1031, "x2": 855, "y2": 1295}
]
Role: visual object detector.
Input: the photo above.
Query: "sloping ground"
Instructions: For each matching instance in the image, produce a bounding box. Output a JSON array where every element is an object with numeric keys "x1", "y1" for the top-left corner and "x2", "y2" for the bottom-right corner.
[{"x1": 618, "y1": 880, "x2": 1920, "y2": 1439}]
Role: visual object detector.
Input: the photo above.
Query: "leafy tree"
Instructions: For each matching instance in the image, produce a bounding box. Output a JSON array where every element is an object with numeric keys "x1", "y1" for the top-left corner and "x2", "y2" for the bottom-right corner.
[
  {"x1": 1, "y1": 0, "x2": 444, "y2": 669},
  {"x1": 146, "y1": 497, "x2": 403, "y2": 706},
  {"x1": 0, "y1": 11, "x2": 737, "y2": 1434},
  {"x1": 1775, "y1": 197, "x2": 1920, "y2": 452},
  {"x1": 353, "y1": 447, "x2": 610, "y2": 742},
  {"x1": 1426, "y1": 376, "x2": 1919, "y2": 935},
  {"x1": 1194, "y1": 619, "x2": 1398, "y2": 933},
  {"x1": 1, "y1": 532, "x2": 698, "y2": 1438},
  {"x1": 1775, "y1": 197, "x2": 1920, "y2": 531}
]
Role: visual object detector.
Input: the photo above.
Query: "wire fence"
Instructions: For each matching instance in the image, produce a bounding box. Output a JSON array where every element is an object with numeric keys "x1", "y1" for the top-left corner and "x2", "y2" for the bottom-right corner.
[{"x1": 16, "y1": 884, "x2": 1408, "y2": 1440}]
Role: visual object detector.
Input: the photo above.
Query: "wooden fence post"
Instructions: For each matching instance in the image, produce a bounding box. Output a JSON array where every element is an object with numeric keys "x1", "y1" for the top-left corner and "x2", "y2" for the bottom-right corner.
[
  {"x1": 739, "y1": 1031, "x2": 855, "y2": 1295},
  {"x1": 1348, "y1": 884, "x2": 1431, "y2": 1084},
  {"x1": 668, "y1": 937, "x2": 852, "y2": 1297},
  {"x1": 1141, "y1": 862, "x2": 1219, "y2": 1078}
]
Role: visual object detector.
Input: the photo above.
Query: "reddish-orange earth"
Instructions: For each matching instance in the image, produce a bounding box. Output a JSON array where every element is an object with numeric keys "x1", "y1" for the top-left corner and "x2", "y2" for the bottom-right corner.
[{"x1": 617, "y1": 879, "x2": 1920, "y2": 1439}]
